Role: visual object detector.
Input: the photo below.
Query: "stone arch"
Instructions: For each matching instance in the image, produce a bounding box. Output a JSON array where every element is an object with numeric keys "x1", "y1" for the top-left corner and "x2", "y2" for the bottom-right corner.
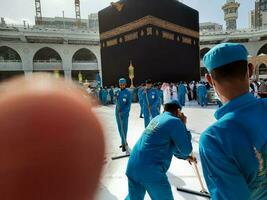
[
  {"x1": 33, "y1": 47, "x2": 62, "y2": 62},
  {"x1": 257, "y1": 43, "x2": 267, "y2": 55},
  {"x1": 0, "y1": 46, "x2": 22, "y2": 61},
  {"x1": 72, "y1": 48, "x2": 97, "y2": 63},
  {"x1": 259, "y1": 63, "x2": 267, "y2": 75},
  {"x1": 71, "y1": 48, "x2": 98, "y2": 82},
  {"x1": 33, "y1": 47, "x2": 63, "y2": 74}
]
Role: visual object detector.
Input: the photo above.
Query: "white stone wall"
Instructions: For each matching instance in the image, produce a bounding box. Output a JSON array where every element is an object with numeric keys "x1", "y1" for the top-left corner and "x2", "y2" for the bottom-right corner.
[{"x1": 0, "y1": 41, "x2": 102, "y2": 81}]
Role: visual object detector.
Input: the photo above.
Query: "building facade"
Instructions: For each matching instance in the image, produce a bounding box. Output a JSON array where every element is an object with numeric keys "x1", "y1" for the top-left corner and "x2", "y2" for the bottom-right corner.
[
  {"x1": 200, "y1": 22, "x2": 223, "y2": 33},
  {"x1": 0, "y1": 24, "x2": 101, "y2": 82}
]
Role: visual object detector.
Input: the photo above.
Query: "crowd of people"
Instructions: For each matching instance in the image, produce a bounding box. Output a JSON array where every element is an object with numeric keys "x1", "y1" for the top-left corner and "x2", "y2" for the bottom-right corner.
[
  {"x1": 85, "y1": 80, "x2": 216, "y2": 108},
  {"x1": 250, "y1": 79, "x2": 267, "y2": 98}
]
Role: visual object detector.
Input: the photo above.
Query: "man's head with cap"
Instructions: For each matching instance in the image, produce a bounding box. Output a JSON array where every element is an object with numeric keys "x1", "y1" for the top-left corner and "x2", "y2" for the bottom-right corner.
[
  {"x1": 119, "y1": 78, "x2": 127, "y2": 89},
  {"x1": 164, "y1": 100, "x2": 182, "y2": 110},
  {"x1": 145, "y1": 79, "x2": 153, "y2": 89},
  {"x1": 164, "y1": 100, "x2": 186, "y2": 123},
  {"x1": 203, "y1": 43, "x2": 254, "y2": 103}
]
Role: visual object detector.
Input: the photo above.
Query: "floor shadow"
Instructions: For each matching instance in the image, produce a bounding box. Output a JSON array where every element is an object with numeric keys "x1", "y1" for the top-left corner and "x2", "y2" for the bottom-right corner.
[
  {"x1": 167, "y1": 172, "x2": 202, "y2": 200},
  {"x1": 96, "y1": 185, "x2": 119, "y2": 200}
]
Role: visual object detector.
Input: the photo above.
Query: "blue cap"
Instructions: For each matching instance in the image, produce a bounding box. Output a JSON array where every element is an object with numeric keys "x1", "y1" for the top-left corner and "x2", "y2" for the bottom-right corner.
[
  {"x1": 203, "y1": 43, "x2": 248, "y2": 72},
  {"x1": 119, "y1": 78, "x2": 127, "y2": 84},
  {"x1": 165, "y1": 100, "x2": 182, "y2": 110}
]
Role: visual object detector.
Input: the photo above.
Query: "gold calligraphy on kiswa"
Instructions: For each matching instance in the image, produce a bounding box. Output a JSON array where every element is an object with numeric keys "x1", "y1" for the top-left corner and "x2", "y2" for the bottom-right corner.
[
  {"x1": 182, "y1": 36, "x2": 192, "y2": 45},
  {"x1": 147, "y1": 27, "x2": 153, "y2": 36},
  {"x1": 162, "y1": 31, "x2": 175, "y2": 40},
  {"x1": 100, "y1": 15, "x2": 199, "y2": 40},
  {"x1": 106, "y1": 38, "x2": 118, "y2": 47},
  {"x1": 124, "y1": 32, "x2": 139, "y2": 42}
]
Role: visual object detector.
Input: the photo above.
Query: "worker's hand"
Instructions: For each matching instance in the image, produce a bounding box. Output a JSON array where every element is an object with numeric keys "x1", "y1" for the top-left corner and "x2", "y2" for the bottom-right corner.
[
  {"x1": 187, "y1": 156, "x2": 197, "y2": 165},
  {"x1": 178, "y1": 112, "x2": 187, "y2": 124}
]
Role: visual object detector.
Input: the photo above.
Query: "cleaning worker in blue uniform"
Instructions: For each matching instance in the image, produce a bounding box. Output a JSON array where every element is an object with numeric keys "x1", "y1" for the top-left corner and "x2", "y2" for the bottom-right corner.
[
  {"x1": 155, "y1": 83, "x2": 164, "y2": 112},
  {"x1": 197, "y1": 82, "x2": 207, "y2": 107},
  {"x1": 102, "y1": 87, "x2": 108, "y2": 106},
  {"x1": 137, "y1": 84, "x2": 145, "y2": 118},
  {"x1": 200, "y1": 43, "x2": 267, "y2": 200},
  {"x1": 125, "y1": 100, "x2": 195, "y2": 200},
  {"x1": 109, "y1": 86, "x2": 114, "y2": 104},
  {"x1": 98, "y1": 87, "x2": 103, "y2": 105},
  {"x1": 142, "y1": 79, "x2": 160, "y2": 127},
  {"x1": 115, "y1": 78, "x2": 132, "y2": 152},
  {"x1": 178, "y1": 82, "x2": 187, "y2": 106}
]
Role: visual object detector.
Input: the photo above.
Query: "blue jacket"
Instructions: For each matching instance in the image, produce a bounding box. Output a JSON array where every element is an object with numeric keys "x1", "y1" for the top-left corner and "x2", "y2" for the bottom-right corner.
[
  {"x1": 178, "y1": 84, "x2": 187, "y2": 95},
  {"x1": 115, "y1": 88, "x2": 132, "y2": 115},
  {"x1": 199, "y1": 93, "x2": 267, "y2": 200},
  {"x1": 197, "y1": 84, "x2": 207, "y2": 96},
  {"x1": 126, "y1": 112, "x2": 192, "y2": 182},
  {"x1": 109, "y1": 88, "x2": 114, "y2": 97},
  {"x1": 138, "y1": 87, "x2": 144, "y2": 102},
  {"x1": 142, "y1": 88, "x2": 160, "y2": 111}
]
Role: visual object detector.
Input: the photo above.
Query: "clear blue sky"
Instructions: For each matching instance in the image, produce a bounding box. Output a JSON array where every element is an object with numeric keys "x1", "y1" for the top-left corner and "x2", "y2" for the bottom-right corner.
[{"x1": 0, "y1": 0, "x2": 256, "y2": 28}]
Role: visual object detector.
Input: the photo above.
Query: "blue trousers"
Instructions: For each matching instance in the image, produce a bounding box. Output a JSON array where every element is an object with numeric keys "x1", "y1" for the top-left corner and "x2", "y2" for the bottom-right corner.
[
  {"x1": 102, "y1": 96, "x2": 108, "y2": 105},
  {"x1": 143, "y1": 107, "x2": 159, "y2": 127},
  {"x1": 178, "y1": 94, "x2": 185, "y2": 106},
  {"x1": 125, "y1": 176, "x2": 174, "y2": 200},
  {"x1": 110, "y1": 95, "x2": 114, "y2": 104},
  {"x1": 115, "y1": 112, "x2": 129, "y2": 145},
  {"x1": 139, "y1": 99, "x2": 143, "y2": 117},
  {"x1": 199, "y1": 95, "x2": 207, "y2": 107}
]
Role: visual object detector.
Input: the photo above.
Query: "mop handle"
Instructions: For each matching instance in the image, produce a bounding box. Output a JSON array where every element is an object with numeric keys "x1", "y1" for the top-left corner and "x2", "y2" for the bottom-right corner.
[
  {"x1": 145, "y1": 90, "x2": 152, "y2": 120},
  {"x1": 192, "y1": 161, "x2": 206, "y2": 192}
]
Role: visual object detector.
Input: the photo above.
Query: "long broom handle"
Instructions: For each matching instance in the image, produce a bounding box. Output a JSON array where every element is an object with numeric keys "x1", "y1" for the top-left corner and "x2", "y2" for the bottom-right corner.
[
  {"x1": 145, "y1": 90, "x2": 152, "y2": 120},
  {"x1": 192, "y1": 160, "x2": 207, "y2": 192}
]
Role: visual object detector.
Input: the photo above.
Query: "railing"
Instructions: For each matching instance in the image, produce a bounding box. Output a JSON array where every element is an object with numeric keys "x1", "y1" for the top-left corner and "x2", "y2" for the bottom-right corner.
[
  {"x1": 0, "y1": 60, "x2": 22, "y2": 63},
  {"x1": 0, "y1": 61, "x2": 23, "y2": 71},
  {"x1": 0, "y1": 23, "x2": 99, "y2": 34},
  {"x1": 72, "y1": 60, "x2": 97, "y2": 63},
  {"x1": 33, "y1": 60, "x2": 62, "y2": 63},
  {"x1": 72, "y1": 62, "x2": 98, "y2": 70},
  {"x1": 200, "y1": 26, "x2": 267, "y2": 36}
]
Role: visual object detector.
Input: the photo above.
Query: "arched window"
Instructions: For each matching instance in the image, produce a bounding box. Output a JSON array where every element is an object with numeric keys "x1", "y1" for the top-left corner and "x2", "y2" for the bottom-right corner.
[
  {"x1": 257, "y1": 44, "x2": 267, "y2": 55},
  {"x1": 0, "y1": 46, "x2": 21, "y2": 62},
  {"x1": 33, "y1": 47, "x2": 62, "y2": 62},
  {"x1": 72, "y1": 48, "x2": 97, "y2": 63}
]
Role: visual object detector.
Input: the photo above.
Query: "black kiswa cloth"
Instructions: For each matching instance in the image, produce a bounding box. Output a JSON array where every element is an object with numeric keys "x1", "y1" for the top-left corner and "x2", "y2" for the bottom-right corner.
[{"x1": 99, "y1": 0, "x2": 200, "y2": 87}]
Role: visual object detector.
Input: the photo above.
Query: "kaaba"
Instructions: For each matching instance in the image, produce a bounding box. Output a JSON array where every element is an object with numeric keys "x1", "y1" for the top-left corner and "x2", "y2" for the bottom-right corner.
[{"x1": 98, "y1": 0, "x2": 200, "y2": 86}]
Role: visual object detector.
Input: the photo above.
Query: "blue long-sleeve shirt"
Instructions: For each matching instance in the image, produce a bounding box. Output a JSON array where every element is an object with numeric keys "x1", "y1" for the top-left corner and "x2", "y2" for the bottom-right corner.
[
  {"x1": 138, "y1": 87, "x2": 144, "y2": 102},
  {"x1": 197, "y1": 84, "x2": 207, "y2": 96},
  {"x1": 199, "y1": 93, "x2": 267, "y2": 200},
  {"x1": 115, "y1": 88, "x2": 132, "y2": 115},
  {"x1": 178, "y1": 84, "x2": 187, "y2": 95},
  {"x1": 142, "y1": 88, "x2": 160, "y2": 111},
  {"x1": 126, "y1": 112, "x2": 192, "y2": 182}
]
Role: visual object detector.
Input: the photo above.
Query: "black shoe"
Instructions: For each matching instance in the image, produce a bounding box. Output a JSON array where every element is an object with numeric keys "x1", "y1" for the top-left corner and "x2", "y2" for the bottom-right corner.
[{"x1": 122, "y1": 145, "x2": 126, "y2": 152}]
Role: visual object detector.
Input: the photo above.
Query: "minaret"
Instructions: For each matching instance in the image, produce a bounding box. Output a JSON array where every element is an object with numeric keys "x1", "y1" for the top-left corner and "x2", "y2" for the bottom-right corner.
[{"x1": 222, "y1": 0, "x2": 240, "y2": 30}]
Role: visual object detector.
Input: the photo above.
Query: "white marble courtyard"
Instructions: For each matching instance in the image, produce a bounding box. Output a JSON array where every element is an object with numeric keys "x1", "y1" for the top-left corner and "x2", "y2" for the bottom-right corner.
[{"x1": 95, "y1": 102, "x2": 218, "y2": 200}]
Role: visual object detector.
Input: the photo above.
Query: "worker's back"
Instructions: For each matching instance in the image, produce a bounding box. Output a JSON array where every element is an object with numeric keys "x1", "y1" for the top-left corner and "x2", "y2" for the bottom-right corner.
[
  {"x1": 126, "y1": 112, "x2": 192, "y2": 182},
  {"x1": 200, "y1": 93, "x2": 267, "y2": 200}
]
